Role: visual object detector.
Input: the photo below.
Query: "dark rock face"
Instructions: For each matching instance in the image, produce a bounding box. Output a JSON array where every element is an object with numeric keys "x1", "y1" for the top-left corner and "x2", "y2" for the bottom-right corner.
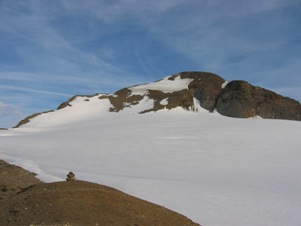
[
  {"x1": 179, "y1": 72, "x2": 225, "y2": 112},
  {"x1": 179, "y1": 72, "x2": 301, "y2": 121},
  {"x1": 169, "y1": 72, "x2": 226, "y2": 111},
  {"x1": 216, "y1": 81, "x2": 301, "y2": 120}
]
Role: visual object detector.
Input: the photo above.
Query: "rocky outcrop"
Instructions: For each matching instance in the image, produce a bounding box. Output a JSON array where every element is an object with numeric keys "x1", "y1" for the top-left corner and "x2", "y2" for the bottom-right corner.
[
  {"x1": 174, "y1": 72, "x2": 301, "y2": 121},
  {"x1": 102, "y1": 88, "x2": 144, "y2": 112},
  {"x1": 216, "y1": 80, "x2": 301, "y2": 120},
  {"x1": 140, "y1": 89, "x2": 193, "y2": 114},
  {"x1": 176, "y1": 72, "x2": 225, "y2": 112},
  {"x1": 106, "y1": 72, "x2": 225, "y2": 114}
]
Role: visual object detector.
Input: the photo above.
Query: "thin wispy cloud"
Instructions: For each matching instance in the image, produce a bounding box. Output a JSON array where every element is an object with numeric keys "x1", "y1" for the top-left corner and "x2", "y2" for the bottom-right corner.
[
  {"x1": 0, "y1": 101, "x2": 20, "y2": 116},
  {"x1": 0, "y1": 85, "x2": 71, "y2": 97},
  {"x1": 0, "y1": 101, "x2": 21, "y2": 128},
  {"x1": 0, "y1": 0, "x2": 300, "y2": 127}
]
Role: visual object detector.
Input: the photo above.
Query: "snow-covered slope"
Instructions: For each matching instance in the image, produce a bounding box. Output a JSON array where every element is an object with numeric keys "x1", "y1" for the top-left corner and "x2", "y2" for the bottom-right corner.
[
  {"x1": 129, "y1": 75, "x2": 193, "y2": 94},
  {"x1": 1, "y1": 74, "x2": 301, "y2": 226},
  {"x1": 14, "y1": 75, "x2": 195, "y2": 129}
]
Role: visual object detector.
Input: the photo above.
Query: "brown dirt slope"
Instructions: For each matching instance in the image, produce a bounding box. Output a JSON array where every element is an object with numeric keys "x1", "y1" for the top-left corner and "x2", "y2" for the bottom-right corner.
[
  {"x1": 0, "y1": 160, "x2": 200, "y2": 226},
  {"x1": 0, "y1": 160, "x2": 41, "y2": 199}
]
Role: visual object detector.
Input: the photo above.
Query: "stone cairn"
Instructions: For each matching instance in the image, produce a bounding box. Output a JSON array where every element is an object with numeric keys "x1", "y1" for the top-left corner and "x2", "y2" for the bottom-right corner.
[{"x1": 66, "y1": 171, "x2": 76, "y2": 181}]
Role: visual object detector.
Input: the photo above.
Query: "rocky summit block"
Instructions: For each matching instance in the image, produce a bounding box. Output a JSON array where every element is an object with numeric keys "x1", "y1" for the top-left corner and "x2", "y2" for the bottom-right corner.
[
  {"x1": 175, "y1": 72, "x2": 301, "y2": 121},
  {"x1": 177, "y1": 71, "x2": 226, "y2": 112},
  {"x1": 216, "y1": 80, "x2": 301, "y2": 120}
]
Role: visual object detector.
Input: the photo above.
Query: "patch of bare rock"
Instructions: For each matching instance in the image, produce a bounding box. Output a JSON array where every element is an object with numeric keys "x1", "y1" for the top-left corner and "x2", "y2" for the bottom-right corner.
[{"x1": 0, "y1": 160, "x2": 200, "y2": 226}]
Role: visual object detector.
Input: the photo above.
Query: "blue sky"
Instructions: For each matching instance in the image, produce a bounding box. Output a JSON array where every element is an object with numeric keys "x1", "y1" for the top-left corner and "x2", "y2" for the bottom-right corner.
[{"x1": 1, "y1": 0, "x2": 301, "y2": 128}]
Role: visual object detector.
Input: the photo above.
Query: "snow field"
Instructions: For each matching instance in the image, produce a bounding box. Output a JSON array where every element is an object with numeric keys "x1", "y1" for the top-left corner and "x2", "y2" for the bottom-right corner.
[{"x1": 1, "y1": 108, "x2": 301, "y2": 226}]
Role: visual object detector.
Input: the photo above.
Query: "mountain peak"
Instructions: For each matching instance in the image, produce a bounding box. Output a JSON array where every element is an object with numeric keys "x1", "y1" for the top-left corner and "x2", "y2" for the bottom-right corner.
[{"x1": 15, "y1": 71, "x2": 301, "y2": 128}]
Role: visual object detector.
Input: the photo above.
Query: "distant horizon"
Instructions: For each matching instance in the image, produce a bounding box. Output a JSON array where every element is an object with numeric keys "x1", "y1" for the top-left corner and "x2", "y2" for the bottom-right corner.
[{"x1": 1, "y1": 0, "x2": 301, "y2": 128}]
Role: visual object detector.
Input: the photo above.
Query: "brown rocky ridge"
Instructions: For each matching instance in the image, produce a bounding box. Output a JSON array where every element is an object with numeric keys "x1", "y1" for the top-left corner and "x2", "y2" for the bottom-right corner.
[
  {"x1": 0, "y1": 160, "x2": 200, "y2": 226},
  {"x1": 14, "y1": 71, "x2": 301, "y2": 127}
]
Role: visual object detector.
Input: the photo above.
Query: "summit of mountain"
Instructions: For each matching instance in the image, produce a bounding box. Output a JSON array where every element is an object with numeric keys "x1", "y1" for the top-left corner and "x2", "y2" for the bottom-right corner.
[{"x1": 15, "y1": 71, "x2": 301, "y2": 128}]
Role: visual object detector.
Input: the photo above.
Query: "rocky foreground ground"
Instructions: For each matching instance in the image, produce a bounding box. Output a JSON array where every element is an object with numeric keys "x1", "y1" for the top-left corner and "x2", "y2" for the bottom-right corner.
[{"x1": 0, "y1": 160, "x2": 200, "y2": 226}]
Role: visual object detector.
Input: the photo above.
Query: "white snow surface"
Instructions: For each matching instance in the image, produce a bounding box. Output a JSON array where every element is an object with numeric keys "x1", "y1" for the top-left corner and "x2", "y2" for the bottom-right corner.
[
  {"x1": 1, "y1": 95, "x2": 301, "y2": 226},
  {"x1": 130, "y1": 75, "x2": 193, "y2": 94}
]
